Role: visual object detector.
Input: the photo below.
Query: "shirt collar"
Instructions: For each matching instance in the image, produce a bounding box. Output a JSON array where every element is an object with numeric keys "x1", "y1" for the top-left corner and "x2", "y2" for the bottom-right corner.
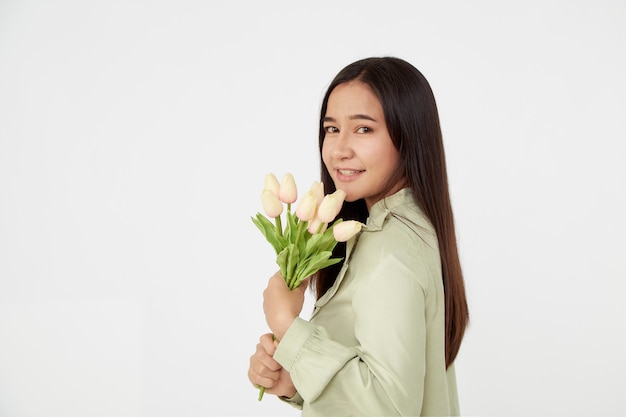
[{"x1": 364, "y1": 188, "x2": 416, "y2": 231}]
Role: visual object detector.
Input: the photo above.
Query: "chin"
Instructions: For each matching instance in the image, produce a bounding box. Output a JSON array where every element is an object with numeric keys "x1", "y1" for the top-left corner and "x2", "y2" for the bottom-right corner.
[{"x1": 343, "y1": 193, "x2": 362, "y2": 203}]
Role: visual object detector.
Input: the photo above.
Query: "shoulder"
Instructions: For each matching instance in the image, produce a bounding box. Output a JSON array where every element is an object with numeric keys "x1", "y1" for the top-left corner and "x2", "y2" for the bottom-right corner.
[
  {"x1": 354, "y1": 202, "x2": 441, "y2": 291},
  {"x1": 364, "y1": 188, "x2": 437, "y2": 250},
  {"x1": 367, "y1": 195, "x2": 438, "y2": 256}
]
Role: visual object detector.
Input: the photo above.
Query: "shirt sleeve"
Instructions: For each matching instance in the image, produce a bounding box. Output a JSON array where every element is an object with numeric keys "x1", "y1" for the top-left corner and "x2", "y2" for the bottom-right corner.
[
  {"x1": 273, "y1": 251, "x2": 429, "y2": 416},
  {"x1": 277, "y1": 391, "x2": 304, "y2": 409}
]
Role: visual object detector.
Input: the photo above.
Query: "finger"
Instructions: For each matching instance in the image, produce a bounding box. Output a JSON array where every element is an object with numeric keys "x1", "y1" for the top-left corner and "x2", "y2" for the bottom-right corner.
[
  {"x1": 249, "y1": 360, "x2": 280, "y2": 384},
  {"x1": 257, "y1": 335, "x2": 278, "y2": 357},
  {"x1": 252, "y1": 344, "x2": 281, "y2": 373},
  {"x1": 259, "y1": 333, "x2": 275, "y2": 345},
  {"x1": 260, "y1": 334, "x2": 277, "y2": 356},
  {"x1": 256, "y1": 350, "x2": 281, "y2": 373},
  {"x1": 248, "y1": 367, "x2": 278, "y2": 389}
]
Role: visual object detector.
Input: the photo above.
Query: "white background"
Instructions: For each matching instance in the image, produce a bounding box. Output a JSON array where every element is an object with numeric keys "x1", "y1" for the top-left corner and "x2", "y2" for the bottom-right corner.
[{"x1": 1, "y1": 1, "x2": 625, "y2": 416}]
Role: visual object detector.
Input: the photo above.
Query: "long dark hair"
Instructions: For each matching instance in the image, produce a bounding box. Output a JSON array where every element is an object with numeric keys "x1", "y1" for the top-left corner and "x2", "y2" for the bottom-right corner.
[{"x1": 313, "y1": 57, "x2": 469, "y2": 367}]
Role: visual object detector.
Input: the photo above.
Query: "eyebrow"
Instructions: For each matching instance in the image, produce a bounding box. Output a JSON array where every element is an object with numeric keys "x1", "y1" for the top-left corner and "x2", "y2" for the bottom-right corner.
[{"x1": 323, "y1": 114, "x2": 378, "y2": 123}]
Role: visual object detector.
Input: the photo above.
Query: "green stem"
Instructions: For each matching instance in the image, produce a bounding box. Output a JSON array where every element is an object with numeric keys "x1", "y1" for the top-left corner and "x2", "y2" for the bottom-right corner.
[
  {"x1": 294, "y1": 220, "x2": 305, "y2": 248},
  {"x1": 288, "y1": 220, "x2": 306, "y2": 290},
  {"x1": 288, "y1": 273, "x2": 297, "y2": 290},
  {"x1": 257, "y1": 385, "x2": 266, "y2": 401},
  {"x1": 275, "y1": 215, "x2": 283, "y2": 237}
]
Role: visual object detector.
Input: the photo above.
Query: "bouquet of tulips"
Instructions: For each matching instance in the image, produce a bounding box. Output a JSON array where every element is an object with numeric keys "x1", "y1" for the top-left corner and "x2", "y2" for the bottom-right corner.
[
  {"x1": 252, "y1": 173, "x2": 363, "y2": 291},
  {"x1": 252, "y1": 172, "x2": 362, "y2": 400}
]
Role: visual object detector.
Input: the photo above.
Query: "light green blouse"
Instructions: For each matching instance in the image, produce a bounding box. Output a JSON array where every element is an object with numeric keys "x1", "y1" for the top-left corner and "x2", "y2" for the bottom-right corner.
[{"x1": 274, "y1": 188, "x2": 460, "y2": 416}]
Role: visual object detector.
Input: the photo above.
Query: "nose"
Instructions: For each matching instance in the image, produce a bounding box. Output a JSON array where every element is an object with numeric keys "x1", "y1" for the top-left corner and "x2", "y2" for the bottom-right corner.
[{"x1": 330, "y1": 132, "x2": 353, "y2": 160}]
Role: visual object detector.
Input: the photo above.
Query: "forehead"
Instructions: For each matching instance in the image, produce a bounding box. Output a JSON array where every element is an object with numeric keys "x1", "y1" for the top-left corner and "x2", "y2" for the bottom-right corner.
[{"x1": 326, "y1": 81, "x2": 383, "y2": 115}]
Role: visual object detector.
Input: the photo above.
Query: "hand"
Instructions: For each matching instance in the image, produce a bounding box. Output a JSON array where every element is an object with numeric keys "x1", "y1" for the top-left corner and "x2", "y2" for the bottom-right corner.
[
  {"x1": 248, "y1": 333, "x2": 296, "y2": 398},
  {"x1": 263, "y1": 271, "x2": 308, "y2": 340}
]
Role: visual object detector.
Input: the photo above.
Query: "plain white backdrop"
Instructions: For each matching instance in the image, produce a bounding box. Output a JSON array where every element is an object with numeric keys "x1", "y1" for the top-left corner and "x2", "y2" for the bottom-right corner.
[{"x1": 1, "y1": 1, "x2": 625, "y2": 416}]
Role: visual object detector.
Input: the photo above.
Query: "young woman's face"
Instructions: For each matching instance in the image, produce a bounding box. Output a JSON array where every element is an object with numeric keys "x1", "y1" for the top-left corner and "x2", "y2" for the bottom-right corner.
[{"x1": 322, "y1": 81, "x2": 402, "y2": 211}]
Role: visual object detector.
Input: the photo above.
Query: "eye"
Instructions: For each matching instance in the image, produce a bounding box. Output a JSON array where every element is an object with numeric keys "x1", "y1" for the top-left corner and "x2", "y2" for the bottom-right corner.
[
  {"x1": 356, "y1": 126, "x2": 371, "y2": 134},
  {"x1": 324, "y1": 126, "x2": 339, "y2": 134}
]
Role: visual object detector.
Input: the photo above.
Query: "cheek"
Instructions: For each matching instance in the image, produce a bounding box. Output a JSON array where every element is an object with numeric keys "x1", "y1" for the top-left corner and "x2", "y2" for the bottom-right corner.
[
  {"x1": 378, "y1": 139, "x2": 400, "y2": 167},
  {"x1": 321, "y1": 143, "x2": 332, "y2": 167},
  {"x1": 382, "y1": 151, "x2": 400, "y2": 174}
]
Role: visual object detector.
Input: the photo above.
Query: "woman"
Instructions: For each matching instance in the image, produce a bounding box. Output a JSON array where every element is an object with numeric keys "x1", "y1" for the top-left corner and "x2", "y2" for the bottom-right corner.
[{"x1": 248, "y1": 56, "x2": 469, "y2": 416}]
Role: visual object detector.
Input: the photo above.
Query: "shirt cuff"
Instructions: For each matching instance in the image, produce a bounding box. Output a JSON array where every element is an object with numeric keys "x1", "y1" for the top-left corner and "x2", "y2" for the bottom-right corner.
[
  {"x1": 273, "y1": 317, "x2": 316, "y2": 372},
  {"x1": 278, "y1": 391, "x2": 304, "y2": 409}
]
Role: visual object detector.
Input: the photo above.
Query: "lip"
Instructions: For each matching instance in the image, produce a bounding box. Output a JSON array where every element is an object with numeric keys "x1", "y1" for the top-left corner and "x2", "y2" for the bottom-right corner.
[{"x1": 335, "y1": 168, "x2": 364, "y2": 182}]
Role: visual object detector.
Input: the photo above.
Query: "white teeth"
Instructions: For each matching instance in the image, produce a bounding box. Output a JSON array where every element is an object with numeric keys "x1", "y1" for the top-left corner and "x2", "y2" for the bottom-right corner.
[{"x1": 339, "y1": 170, "x2": 361, "y2": 175}]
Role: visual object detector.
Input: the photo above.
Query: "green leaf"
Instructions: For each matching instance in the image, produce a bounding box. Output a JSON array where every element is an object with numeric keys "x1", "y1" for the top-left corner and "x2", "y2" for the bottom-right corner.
[
  {"x1": 284, "y1": 210, "x2": 299, "y2": 244},
  {"x1": 295, "y1": 220, "x2": 309, "y2": 254},
  {"x1": 254, "y1": 210, "x2": 345, "y2": 291},
  {"x1": 252, "y1": 214, "x2": 287, "y2": 254},
  {"x1": 316, "y1": 227, "x2": 340, "y2": 253},
  {"x1": 304, "y1": 233, "x2": 324, "y2": 258},
  {"x1": 276, "y1": 246, "x2": 289, "y2": 278},
  {"x1": 303, "y1": 251, "x2": 342, "y2": 277},
  {"x1": 287, "y1": 244, "x2": 300, "y2": 287}
]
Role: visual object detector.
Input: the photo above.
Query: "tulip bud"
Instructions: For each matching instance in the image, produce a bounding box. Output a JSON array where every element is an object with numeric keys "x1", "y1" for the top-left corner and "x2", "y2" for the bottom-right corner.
[
  {"x1": 295, "y1": 190, "x2": 317, "y2": 222},
  {"x1": 307, "y1": 216, "x2": 327, "y2": 235},
  {"x1": 279, "y1": 173, "x2": 298, "y2": 204},
  {"x1": 309, "y1": 181, "x2": 325, "y2": 208},
  {"x1": 261, "y1": 189, "x2": 283, "y2": 218},
  {"x1": 317, "y1": 189, "x2": 346, "y2": 223},
  {"x1": 264, "y1": 173, "x2": 280, "y2": 196},
  {"x1": 333, "y1": 220, "x2": 362, "y2": 242}
]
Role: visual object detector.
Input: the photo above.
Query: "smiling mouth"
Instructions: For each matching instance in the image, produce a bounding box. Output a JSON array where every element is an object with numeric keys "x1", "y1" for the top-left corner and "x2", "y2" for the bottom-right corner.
[{"x1": 338, "y1": 169, "x2": 364, "y2": 176}]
